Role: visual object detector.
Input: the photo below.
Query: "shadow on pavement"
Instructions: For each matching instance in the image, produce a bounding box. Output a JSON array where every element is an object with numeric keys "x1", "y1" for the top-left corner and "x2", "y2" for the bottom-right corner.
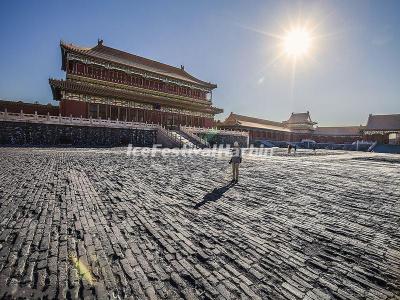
[{"x1": 194, "y1": 181, "x2": 235, "y2": 209}]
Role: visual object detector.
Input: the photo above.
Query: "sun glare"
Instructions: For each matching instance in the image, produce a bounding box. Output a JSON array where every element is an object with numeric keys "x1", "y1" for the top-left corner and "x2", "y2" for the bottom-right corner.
[
  {"x1": 283, "y1": 28, "x2": 312, "y2": 58},
  {"x1": 238, "y1": 12, "x2": 330, "y2": 99}
]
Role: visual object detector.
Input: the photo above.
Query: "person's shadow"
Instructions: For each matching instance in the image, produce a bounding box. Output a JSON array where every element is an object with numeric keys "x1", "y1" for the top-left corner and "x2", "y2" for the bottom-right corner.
[{"x1": 194, "y1": 181, "x2": 235, "y2": 209}]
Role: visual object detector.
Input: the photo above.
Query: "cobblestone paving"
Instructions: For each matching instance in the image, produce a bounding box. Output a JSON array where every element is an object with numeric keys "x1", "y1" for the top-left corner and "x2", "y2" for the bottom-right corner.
[{"x1": 0, "y1": 148, "x2": 399, "y2": 299}]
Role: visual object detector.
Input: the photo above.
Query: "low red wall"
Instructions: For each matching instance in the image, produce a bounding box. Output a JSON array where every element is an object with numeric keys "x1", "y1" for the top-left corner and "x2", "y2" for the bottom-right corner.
[{"x1": 0, "y1": 100, "x2": 59, "y2": 116}]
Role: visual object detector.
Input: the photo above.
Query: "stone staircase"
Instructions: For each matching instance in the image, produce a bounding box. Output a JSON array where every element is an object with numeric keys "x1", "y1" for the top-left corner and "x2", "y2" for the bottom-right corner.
[
  {"x1": 170, "y1": 130, "x2": 197, "y2": 148},
  {"x1": 157, "y1": 126, "x2": 199, "y2": 148},
  {"x1": 158, "y1": 126, "x2": 249, "y2": 149},
  {"x1": 177, "y1": 127, "x2": 210, "y2": 148}
]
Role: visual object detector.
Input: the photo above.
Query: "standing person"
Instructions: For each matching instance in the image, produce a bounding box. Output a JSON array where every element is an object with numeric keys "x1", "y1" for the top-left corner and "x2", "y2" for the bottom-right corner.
[{"x1": 230, "y1": 141, "x2": 242, "y2": 183}]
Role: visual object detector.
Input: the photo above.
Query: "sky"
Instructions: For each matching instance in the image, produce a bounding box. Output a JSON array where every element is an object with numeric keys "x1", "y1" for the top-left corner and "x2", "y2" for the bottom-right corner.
[{"x1": 0, "y1": 0, "x2": 399, "y2": 126}]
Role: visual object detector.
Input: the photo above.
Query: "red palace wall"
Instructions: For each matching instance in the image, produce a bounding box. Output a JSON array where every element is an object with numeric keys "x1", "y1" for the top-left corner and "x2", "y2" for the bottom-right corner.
[
  {"x1": 243, "y1": 127, "x2": 363, "y2": 144},
  {"x1": 248, "y1": 129, "x2": 290, "y2": 142},
  {"x1": 362, "y1": 134, "x2": 389, "y2": 144},
  {"x1": 0, "y1": 100, "x2": 59, "y2": 116},
  {"x1": 60, "y1": 100, "x2": 87, "y2": 118},
  {"x1": 313, "y1": 135, "x2": 362, "y2": 144}
]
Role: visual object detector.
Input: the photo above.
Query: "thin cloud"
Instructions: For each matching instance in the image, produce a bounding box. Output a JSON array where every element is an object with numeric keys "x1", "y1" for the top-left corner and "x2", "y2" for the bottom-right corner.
[
  {"x1": 372, "y1": 25, "x2": 393, "y2": 46},
  {"x1": 371, "y1": 35, "x2": 392, "y2": 46}
]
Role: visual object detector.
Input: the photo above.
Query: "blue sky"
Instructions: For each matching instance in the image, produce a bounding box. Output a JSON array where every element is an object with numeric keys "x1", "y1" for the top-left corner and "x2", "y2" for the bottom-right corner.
[{"x1": 0, "y1": 0, "x2": 399, "y2": 125}]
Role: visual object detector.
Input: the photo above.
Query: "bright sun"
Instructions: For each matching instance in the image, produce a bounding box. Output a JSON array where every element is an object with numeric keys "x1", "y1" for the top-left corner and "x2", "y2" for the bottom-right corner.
[{"x1": 283, "y1": 28, "x2": 312, "y2": 58}]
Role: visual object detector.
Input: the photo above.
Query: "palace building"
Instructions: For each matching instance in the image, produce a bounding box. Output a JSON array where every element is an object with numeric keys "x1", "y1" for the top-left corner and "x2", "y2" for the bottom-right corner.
[
  {"x1": 282, "y1": 111, "x2": 317, "y2": 133},
  {"x1": 220, "y1": 113, "x2": 291, "y2": 142},
  {"x1": 363, "y1": 114, "x2": 400, "y2": 144},
  {"x1": 220, "y1": 111, "x2": 365, "y2": 144},
  {"x1": 49, "y1": 40, "x2": 222, "y2": 127}
]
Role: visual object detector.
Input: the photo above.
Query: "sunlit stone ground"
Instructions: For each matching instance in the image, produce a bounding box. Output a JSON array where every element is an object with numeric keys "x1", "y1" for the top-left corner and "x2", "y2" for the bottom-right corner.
[{"x1": 0, "y1": 147, "x2": 399, "y2": 299}]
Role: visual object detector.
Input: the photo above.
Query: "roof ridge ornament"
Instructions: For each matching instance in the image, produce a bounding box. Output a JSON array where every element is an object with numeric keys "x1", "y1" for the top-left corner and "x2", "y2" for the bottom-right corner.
[{"x1": 97, "y1": 39, "x2": 104, "y2": 46}]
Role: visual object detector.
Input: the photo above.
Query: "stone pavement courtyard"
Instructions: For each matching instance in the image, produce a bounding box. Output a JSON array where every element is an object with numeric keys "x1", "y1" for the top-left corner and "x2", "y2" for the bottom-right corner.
[{"x1": 0, "y1": 147, "x2": 399, "y2": 299}]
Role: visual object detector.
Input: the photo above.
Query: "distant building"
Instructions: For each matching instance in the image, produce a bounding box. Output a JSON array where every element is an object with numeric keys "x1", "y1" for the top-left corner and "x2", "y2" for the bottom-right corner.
[
  {"x1": 220, "y1": 111, "x2": 365, "y2": 144},
  {"x1": 49, "y1": 40, "x2": 222, "y2": 127},
  {"x1": 221, "y1": 113, "x2": 291, "y2": 142},
  {"x1": 313, "y1": 126, "x2": 364, "y2": 143},
  {"x1": 363, "y1": 114, "x2": 400, "y2": 144},
  {"x1": 282, "y1": 111, "x2": 317, "y2": 133}
]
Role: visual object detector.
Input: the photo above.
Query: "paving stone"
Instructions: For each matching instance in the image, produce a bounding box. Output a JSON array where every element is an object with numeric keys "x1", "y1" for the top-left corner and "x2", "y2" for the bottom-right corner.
[{"x1": 0, "y1": 148, "x2": 399, "y2": 299}]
